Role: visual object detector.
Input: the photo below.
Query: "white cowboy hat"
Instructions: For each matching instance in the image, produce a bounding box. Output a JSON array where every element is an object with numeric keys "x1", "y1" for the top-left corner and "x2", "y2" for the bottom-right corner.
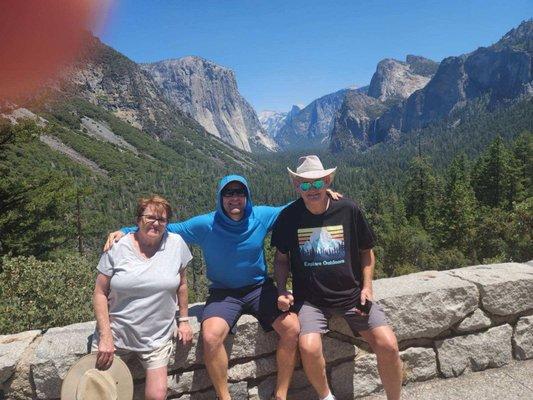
[
  {"x1": 287, "y1": 155, "x2": 337, "y2": 180},
  {"x1": 61, "y1": 354, "x2": 133, "y2": 400}
]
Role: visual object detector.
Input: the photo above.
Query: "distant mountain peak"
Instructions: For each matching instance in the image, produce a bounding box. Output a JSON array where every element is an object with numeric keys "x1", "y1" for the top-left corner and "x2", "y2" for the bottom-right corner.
[
  {"x1": 331, "y1": 19, "x2": 533, "y2": 153},
  {"x1": 493, "y1": 19, "x2": 533, "y2": 51},
  {"x1": 64, "y1": 33, "x2": 208, "y2": 140},
  {"x1": 153, "y1": 55, "x2": 226, "y2": 68},
  {"x1": 333, "y1": 19, "x2": 533, "y2": 152},
  {"x1": 405, "y1": 55, "x2": 440, "y2": 77},
  {"x1": 258, "y1": 110, "x2": 288, "y2": 138},
  {"x1": 289, "y1": 104, "x2": 301, "y2": 115}
]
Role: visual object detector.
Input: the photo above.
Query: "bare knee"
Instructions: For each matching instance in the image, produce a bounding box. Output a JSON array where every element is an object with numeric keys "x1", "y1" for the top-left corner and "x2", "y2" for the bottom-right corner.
[
  {"x1": 374, "y1": 337, "x2": 400, "y2": 360},
  {"x1": 299, "y1": 334, "x2": 323, "y2": 358},
  {"x1": 202, "y1": 330, "x2": 225, "y2": 350},
  {"x1": 202, "y1": 318, "x2": 228, "y2": 351},
  {"x1": 274, "y1": 314, "x2": 300, "y2": 346},
  {"x1": 363, "y1": 327, "x2": 400, "y2": 360}
]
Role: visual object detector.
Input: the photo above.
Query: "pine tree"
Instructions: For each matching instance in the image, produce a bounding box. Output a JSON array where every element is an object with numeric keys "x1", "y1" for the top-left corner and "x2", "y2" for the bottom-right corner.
[
  {"x1": 511, "y1": 131, "x2": 533, "y2": 199},
  {"x1": 404, "y1": 156, "x2": 437, "y2": 230},
  {"x1": 472, "y1": 136, "x2": 515, "y2": 210},
  {"x1": 438, "y1": 154, "x2": 477, "y2": 257}
]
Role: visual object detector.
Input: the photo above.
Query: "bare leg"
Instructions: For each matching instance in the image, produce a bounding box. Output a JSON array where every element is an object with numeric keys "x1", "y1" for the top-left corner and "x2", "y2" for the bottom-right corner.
[
  {"x1": 202, "y1": 317, "x2": 231, "y2": 400},
  {"x1": 145, "y1": 366, "x2": 168, "y2": 400},
  {"x1": 359, "y1": 326, "x2": 402, "y2": 400},
  {"x1": 271, "y1": 312, "x2": 300, "y2": 400},
  {"x1": 299, "y1": 333, "x2": 330, "y2": 399}
]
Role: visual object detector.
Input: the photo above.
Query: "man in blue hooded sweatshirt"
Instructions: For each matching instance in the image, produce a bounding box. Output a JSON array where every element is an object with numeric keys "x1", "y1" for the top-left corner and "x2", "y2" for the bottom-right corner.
[{"x1": 104, "y1": 175, "x2": 300, "y2": 400}]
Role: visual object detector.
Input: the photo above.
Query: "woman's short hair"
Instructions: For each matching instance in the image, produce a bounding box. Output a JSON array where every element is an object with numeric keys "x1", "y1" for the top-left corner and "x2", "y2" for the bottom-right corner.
[{"x1": 136, "y1": 195, "x2": 173, "y2": 222}]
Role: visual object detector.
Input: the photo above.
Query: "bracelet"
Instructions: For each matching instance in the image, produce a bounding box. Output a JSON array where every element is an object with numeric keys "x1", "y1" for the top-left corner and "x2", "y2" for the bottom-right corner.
[{"x1": 178, "y1": 317, "x2": 189, "y2": 322}]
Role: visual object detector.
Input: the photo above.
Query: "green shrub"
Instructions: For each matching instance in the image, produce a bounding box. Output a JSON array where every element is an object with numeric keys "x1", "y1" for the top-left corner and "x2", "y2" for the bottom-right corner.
[{"x1": 0, "y1": 254, "x2": 96, "y2": 334}]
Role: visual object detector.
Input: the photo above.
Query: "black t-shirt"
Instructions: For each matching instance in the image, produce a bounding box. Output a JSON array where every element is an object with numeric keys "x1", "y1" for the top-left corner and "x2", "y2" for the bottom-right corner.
[{"x1": 271, "y1": 198, "x2": 376, "y2": 310}]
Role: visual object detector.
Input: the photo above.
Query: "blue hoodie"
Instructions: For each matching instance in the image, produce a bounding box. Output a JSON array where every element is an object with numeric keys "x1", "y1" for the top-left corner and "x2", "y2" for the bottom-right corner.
[{"x1": 122, "y1": 175, "x2": 286, "y2": 289}]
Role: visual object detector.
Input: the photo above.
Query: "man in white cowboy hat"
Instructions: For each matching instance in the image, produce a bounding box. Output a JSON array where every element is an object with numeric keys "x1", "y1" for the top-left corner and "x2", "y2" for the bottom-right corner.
[
  {"x1": 271, "y1": 155, "x2": 402, "y2": 400},
  {"x1": 61, "y1": 353, "x2": 133, "y2": 400}
]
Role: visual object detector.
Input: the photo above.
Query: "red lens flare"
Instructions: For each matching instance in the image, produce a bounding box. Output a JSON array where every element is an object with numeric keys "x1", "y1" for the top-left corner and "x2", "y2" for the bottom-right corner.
[{"x1": 0, "y1": 0, "x2": 111, "y2": 102}]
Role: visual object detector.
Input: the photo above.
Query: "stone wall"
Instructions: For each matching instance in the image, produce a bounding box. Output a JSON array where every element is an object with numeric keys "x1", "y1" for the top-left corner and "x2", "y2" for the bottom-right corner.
[{"x1": 1, "y1": 262, "x2": 532, "y2": 399}]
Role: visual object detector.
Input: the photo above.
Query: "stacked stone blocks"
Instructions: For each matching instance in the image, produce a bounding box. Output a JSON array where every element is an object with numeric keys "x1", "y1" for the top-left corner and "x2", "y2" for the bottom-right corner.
[{"x1": 1, "y1": 262, "x2": 532, "y2": 399}]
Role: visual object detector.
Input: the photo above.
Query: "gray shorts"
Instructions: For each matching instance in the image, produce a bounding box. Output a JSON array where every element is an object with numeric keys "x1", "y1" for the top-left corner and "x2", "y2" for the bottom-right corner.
[{"x1": 297, "y1": 301, "x2": 389, "y2": 336}]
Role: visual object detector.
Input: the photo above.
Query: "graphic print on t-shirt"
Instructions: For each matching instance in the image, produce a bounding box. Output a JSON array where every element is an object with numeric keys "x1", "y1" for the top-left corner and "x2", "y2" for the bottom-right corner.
[{"x1": 298, "y1": 225, "x2": 345, "y2": 267}]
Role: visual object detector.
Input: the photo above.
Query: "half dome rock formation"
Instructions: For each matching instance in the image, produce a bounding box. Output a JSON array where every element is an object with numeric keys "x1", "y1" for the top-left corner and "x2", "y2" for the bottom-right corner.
[
  {"x1": 142, "y1": 56, "x2": 275, "y2": 152},
  {"x1": 275, "y1": 90, "x2": 348, "y2": 150},
  {"x1": 258, "y1": 110, "x2": 289, "y2": 138}
]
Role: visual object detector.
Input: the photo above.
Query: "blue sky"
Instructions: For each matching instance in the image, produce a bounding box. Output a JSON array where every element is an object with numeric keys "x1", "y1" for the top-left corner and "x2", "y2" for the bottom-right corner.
[{"x1": 99, "y1": 0, "x2": 531, "y2": 112}]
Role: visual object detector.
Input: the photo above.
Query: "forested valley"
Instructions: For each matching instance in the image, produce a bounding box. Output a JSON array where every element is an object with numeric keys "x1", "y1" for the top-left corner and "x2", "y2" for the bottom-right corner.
[{"x1": 0, "y1": 97, "x2": 531, "y2": 334}]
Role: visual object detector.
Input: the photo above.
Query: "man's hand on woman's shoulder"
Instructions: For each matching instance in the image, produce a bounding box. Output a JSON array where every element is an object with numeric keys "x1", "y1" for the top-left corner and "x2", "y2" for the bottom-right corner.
[
  {"x1": 326, "y1": 188, "x2": 343, "y2": 201},
  {"x1": 103, "y1": 230, "x2": 125, "y2": 252}
]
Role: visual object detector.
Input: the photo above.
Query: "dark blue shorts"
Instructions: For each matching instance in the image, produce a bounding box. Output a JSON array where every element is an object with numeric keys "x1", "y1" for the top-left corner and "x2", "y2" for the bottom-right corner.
[{"x1": 201, "y1": 278, "x2": 283, "y2": 333}]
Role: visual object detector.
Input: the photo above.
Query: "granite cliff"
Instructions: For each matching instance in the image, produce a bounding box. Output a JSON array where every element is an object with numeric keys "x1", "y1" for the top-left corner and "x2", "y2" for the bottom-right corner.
[
  {"x1": 259, "y1": 109, "x2": 289, "y2": 138},
  {"x1": 142, "y1": 57, "x2": 276, "y2": 152},
  {"x1": 67, "y1": 35, "x2": 207, "y2": 141},
  {"x1": 367, "y1": 55, "x2": 438, "y2": 102},
  {"x1": 330, "y1": 91, "x2": 387, "y2": 152},
  {"x1": 330, "y1": 55, "x2": 438, "y2": 151},
  {"x1": 274, "y1": 55, "x2": 437, "y2": 151},
  {"x1": 394, "y1": 20, "x2": 532, "y2": 133}
]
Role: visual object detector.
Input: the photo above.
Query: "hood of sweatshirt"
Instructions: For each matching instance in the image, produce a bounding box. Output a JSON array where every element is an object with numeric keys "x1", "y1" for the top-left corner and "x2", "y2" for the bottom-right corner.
[{"x1": 214, "y1": 174, "x2": 254, "y2": 229}]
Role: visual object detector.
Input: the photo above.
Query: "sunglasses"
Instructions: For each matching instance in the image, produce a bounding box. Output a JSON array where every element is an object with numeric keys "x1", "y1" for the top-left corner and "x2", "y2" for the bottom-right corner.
[
  {"x1": 221, "y1": 188, "x2": 247, "y2": 197},
  {"x1": 299, "y1": 179, "x2": 325, "y2": 191}
]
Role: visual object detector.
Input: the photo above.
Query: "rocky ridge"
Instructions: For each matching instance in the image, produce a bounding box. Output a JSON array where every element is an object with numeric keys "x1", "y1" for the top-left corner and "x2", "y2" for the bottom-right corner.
[
  {"x1": 55, "y1": 21, "x2": 532, "y2": 154},
  {"x1": 332, "y1": 20, "x2": 533, "y2": 152},
  {"x1": 66, "y1": 35, "x2": 206, "y2": 141},
  {"x1": 330, "y1": 54, "x2": 439, "y2": 151},
  {"x1": 274, "y1": 55, "x2": 437, "y2": 151},
  {"x1": 330, "y1": 91, "x2": 387, "y2": 152},
  {"x1": 55, "y1": 34, "x2": 275, "y2": 154}
]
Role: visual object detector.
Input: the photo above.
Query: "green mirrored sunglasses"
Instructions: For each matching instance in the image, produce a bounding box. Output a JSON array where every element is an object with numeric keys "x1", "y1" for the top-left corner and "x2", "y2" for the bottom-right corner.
[{"x1": 299, "y1": 179, "x2": 325, "y2": 191}]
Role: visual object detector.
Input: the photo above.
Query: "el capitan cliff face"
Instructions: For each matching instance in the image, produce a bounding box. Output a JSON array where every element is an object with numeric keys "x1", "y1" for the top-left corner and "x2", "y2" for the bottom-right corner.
[{"x1": 142, "y1": 57, "x2": 276, "y2": 152}]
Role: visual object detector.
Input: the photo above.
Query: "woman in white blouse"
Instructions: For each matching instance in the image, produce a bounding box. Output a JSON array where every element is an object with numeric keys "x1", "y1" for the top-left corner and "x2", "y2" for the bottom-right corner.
[{"x1": 93, "y1": 195, "x2": 193, "y2": 400}]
